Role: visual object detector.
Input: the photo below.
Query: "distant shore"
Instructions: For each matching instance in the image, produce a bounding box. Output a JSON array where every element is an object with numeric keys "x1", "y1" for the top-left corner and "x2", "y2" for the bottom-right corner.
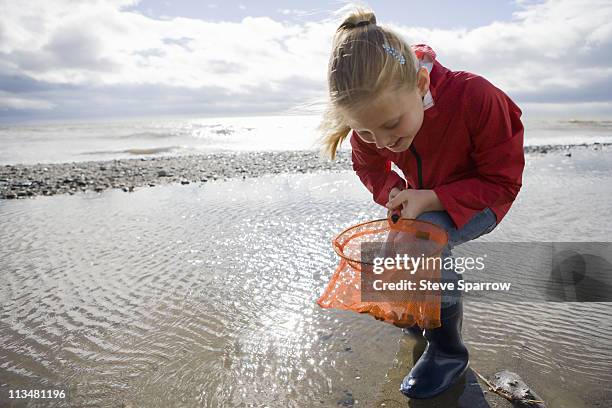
[{"x1": 0, "y1": 143, "x2": 608, "y2": 199}]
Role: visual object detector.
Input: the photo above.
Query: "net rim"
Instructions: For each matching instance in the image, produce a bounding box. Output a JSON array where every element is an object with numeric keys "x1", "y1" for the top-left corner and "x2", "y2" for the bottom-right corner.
[{"x1": 331, "y1": 217, "x2": 449, "y2": 265}]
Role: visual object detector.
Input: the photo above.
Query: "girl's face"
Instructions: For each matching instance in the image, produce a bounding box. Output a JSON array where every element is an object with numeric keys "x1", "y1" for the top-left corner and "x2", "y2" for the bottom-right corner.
[{"x1": 346, "y1": 67, "x2": 430, "y2": 153}]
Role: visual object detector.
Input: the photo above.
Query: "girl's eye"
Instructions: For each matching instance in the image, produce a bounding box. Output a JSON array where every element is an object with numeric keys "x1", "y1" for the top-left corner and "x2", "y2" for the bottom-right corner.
[{"x1": 385, "y1": 120, "x2": 400, "y2": 129}]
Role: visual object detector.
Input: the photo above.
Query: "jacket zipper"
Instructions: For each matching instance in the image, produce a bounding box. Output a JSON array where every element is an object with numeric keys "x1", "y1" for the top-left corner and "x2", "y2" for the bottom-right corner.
[{"x1": 409, "y1": 145, "x2": 423, "y2": 189}]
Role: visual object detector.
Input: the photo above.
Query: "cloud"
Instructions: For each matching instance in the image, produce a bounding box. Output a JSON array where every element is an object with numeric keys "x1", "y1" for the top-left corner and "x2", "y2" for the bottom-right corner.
[
  {"x1": 0, "y1": 0, "x2": 611, "y2": 121},
  {"x1": 0, "y1": 72, "x2": 325, "y2": 122},
  {"x1": 277, "y1": 9, "x2": 308, "y2": 16},
  {"x1": 0, "y1": 91, "x2": 55, "y2": 110},
  {"x1": 392, "y1": 1, "x2": 612, "y2": 98}
]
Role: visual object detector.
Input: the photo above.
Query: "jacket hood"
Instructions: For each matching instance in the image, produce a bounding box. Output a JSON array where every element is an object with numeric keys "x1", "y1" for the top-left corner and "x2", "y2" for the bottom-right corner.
[{"x1": 410, "y1": 44, "x2": 450, "y2": 114}]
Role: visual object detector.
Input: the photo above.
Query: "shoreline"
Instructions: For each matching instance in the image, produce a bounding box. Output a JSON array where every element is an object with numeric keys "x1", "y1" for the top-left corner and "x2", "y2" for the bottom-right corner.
[{"x1": 0, "y1": 142, "x2": 608, "y2": 200}]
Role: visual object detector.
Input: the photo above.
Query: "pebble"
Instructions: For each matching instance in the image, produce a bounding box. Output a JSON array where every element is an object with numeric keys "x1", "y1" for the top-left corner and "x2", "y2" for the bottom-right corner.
[
  {"x1": 1, "y1": 144, "x2": 607, "y2": 200},
  {"x1": 0, "y1": 150, "x2": 350, "y2": 199},
  {"x1": 338, "y1": 390, "x2": 355, "y2": 407}
]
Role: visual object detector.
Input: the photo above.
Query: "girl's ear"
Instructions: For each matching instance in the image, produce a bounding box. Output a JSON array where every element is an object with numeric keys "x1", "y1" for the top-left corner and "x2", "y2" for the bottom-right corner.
[{"x1": 416, "y1": 67, "x2": 430, "y2": 98}]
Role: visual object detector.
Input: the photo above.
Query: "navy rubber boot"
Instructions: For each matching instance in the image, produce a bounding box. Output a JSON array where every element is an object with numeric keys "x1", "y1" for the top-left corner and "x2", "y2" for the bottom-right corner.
[{"x1": 399, "y1": 299, "x2": 469, "y2": 399}]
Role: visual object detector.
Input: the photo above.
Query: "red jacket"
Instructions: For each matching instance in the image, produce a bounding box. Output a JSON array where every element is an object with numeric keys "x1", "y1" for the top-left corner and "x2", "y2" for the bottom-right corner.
[{"x1": 350, "y1": 44, "x2": 525, "y2": 230}]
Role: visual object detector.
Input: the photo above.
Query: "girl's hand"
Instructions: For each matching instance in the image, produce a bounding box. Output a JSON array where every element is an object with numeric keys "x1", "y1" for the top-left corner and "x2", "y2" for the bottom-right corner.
[
  {"x1": 385, "y1": 189, "x2": 443, "y2": 219},
  {"x1": 387, "y1": 187, "x2": 403, "y2": 220},
  {"x1": 388, "y1": 187, "x2": 402, "y2": 202}
]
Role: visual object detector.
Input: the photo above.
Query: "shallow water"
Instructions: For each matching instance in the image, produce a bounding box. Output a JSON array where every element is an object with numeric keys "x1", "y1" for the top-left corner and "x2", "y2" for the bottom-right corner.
[{"x1": 0, "y1": 148, "x2": 611, "y2": 407}]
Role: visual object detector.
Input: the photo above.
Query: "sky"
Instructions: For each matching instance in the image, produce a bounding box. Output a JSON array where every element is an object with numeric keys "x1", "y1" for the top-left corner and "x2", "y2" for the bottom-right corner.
[{"x1": 0, "y1": 0, "x2": 611, "y2": 122}]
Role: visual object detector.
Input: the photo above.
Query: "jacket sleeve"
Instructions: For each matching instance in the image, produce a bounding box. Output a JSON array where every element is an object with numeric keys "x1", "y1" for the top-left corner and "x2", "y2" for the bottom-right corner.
[
  {"x1": 432, "y1": 77, "x2": 525, "y2": 229},
  {"x1": 350, "y1": 130, "x2": 407, "y2": 206}
]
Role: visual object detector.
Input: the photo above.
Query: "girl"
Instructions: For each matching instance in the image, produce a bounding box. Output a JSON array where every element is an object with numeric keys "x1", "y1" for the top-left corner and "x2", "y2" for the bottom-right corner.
[{"x1": 318, "y1": 9, "x2": 525, "y2": 399}]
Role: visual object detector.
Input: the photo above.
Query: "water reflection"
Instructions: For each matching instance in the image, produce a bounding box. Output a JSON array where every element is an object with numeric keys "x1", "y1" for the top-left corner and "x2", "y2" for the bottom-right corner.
[{"x1": 0, "y1": 152, "x2": 611, "y2": 407}]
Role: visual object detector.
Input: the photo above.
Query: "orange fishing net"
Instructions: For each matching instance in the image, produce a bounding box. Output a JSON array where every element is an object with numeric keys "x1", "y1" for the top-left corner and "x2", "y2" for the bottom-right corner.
[{"x1": 317, "y1": 216, "x2": 448, "y2": 329}]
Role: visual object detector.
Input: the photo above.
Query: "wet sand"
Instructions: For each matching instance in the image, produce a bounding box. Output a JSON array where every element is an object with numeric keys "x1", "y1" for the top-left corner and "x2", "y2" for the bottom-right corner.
[{"x1": 0, "y1": 146, "x2": 611, "y2": 407}]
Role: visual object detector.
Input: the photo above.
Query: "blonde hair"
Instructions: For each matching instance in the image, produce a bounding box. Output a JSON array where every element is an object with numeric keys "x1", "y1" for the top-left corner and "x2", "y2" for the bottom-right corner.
[{"x1": 318, "y1": 8, "x2": 419, "y2": 159}]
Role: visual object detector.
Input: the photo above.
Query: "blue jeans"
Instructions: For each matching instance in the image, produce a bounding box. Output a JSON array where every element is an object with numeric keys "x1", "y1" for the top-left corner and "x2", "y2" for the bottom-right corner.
[{"x1": 416, "y1": 208, "x2": 497, "y2": 306}]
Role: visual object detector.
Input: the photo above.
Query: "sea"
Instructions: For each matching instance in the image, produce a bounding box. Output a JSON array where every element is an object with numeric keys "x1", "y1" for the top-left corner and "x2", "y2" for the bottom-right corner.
[{"x1": 1, "y1": 115, "x2": 611, "y2": 165}]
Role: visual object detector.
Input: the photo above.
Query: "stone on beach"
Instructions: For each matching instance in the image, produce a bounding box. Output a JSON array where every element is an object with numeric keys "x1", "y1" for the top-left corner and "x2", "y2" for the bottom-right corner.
[{"x1": 0, "y1": 143, "x2": 608, "y2": 200}]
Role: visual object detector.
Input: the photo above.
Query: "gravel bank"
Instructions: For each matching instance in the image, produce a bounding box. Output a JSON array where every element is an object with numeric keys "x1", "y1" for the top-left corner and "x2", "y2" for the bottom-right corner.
[
  {"x1": 0, "y1": 150, "x2": 350, "y2": 199},
  {"x1": 0, "y1": 143, "x2": 608, "y2": 199}
]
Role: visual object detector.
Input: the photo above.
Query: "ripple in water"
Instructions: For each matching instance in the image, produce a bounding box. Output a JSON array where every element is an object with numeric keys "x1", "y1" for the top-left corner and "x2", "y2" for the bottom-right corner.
[{"x1": 0, "y1": 149, "x2": 611, "y2": 407}]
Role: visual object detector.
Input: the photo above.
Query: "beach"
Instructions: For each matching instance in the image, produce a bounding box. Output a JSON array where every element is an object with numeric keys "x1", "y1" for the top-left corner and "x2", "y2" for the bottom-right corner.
[
  {"x1": 0, "y1": 150, "x2": 351, "y2": 199},
  {"x1": 1, "y1": 143, "x2": 611, "y2": 407},
  {"x1": 1, "y1": 143, "x2": 608, "y2": 200},
  {"x1": 3, "y1": 0, "x2": 612, "y2": 405}
]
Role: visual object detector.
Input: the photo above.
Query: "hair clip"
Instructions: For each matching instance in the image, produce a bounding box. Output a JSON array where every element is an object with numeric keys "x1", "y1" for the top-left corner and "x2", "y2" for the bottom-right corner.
[{"x1": 382, "y1": 43, "x2": 406, "y2": 65}]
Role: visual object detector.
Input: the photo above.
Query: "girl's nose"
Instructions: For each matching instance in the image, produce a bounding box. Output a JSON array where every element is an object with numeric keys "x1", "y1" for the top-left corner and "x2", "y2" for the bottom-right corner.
[{"x1": 374, "y1": 131, "x2": 395, "y2": 149}]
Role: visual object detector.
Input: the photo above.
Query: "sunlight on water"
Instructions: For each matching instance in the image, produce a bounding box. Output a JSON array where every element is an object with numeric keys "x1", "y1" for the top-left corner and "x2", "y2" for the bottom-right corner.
[
  {"x1": 0, "y1": 149, "x2": 611, "y2": 406},
  {"x1": 2, "y1": 115, "x2": 612, "y2": 165}
]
